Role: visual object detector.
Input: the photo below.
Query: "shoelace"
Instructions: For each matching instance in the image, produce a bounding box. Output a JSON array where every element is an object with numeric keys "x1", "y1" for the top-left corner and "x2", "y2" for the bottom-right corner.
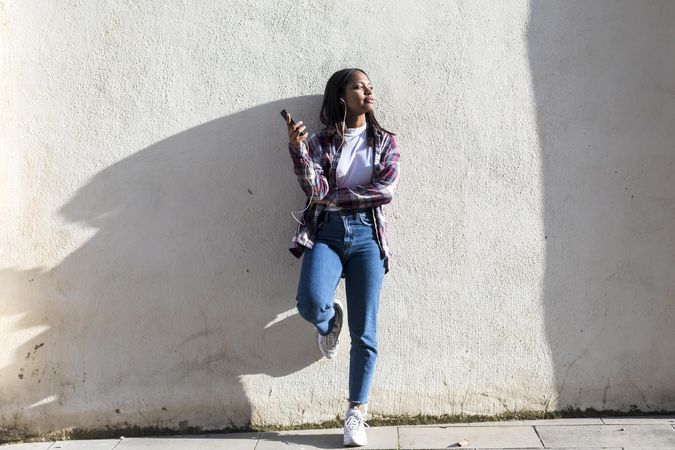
[
  {"x1": 325, "y1": 334, "x2": 339, "y2": 347},
  {"x1": 345, "y1": 412, "x2": 370, "y2": 432},
  {"x1": 325, "y1": 315, "x2": 341, "y2": 348}
]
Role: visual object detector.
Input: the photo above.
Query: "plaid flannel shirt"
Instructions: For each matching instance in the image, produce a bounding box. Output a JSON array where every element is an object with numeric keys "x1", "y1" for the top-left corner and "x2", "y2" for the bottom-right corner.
[{"x1": 287, "y1": 126, "x2": 400, "y2": 276}]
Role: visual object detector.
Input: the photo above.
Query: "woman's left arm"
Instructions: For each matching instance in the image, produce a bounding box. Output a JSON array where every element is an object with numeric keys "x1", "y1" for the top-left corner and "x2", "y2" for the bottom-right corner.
[{"x1": 322, "y1": 134, "x2": 400, "y2": 209}]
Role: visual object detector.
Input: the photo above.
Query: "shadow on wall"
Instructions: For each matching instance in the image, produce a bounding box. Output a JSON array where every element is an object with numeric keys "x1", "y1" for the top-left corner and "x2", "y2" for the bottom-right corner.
[
  {"x1": 528, "y1": 2, "x2": 675, "y2": 410},
  {"x1": 0, "y1": 95, "x2": 327, "y2": 435}
]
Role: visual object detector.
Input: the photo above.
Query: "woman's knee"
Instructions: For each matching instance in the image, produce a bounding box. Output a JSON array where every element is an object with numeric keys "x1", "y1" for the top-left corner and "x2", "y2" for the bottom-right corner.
[{"x1": 296, "y1": 293, "x2": 333, "y2": 323}]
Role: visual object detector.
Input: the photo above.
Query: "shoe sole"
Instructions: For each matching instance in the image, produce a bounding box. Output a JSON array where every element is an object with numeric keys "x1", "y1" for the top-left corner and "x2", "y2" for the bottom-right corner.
[
  {"x1": 318, "y1": 300, "x2": 343, "y2": 359},
  {"x1": 317, "y1": 332, "x2": 336, "y2": 359},
  {"x1": 343, "y1": 438, "x2": 367, "y2": 447}
]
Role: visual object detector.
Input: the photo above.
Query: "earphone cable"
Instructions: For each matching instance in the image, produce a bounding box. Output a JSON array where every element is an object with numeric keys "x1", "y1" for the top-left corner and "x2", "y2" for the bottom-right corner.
[{"x1": 290, "y1": 99, "x2": 348, "y2": 225}]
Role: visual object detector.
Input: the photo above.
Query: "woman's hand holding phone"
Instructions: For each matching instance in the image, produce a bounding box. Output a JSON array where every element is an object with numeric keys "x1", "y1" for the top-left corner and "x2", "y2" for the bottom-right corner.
[
  {"x1": 284, "y1": 111, "x2": 308, "y2": 150},
  {"x1": 282, "y1": 109, "x2": 328, "y2": 205}
]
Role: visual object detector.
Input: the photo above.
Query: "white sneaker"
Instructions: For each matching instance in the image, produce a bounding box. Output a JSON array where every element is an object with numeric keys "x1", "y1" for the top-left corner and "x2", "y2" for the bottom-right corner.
[
  {"x1": 317, "y1": 300, "x2": 343, "y2": 359},
  {"x1": 343, "y1": 405, "x2": 369, "y2": 447}
]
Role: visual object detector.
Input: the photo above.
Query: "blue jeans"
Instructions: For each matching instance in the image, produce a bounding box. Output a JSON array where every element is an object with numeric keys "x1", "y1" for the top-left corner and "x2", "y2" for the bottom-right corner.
[{"x1": 295, "y1": 207, "x2": 386, "y2": 404}]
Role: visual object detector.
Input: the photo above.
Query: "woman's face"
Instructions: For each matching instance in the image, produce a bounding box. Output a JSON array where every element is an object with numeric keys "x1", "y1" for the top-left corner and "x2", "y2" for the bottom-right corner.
[{"x1": 342, "y1": 71, "x2": 375, "y2": 116}]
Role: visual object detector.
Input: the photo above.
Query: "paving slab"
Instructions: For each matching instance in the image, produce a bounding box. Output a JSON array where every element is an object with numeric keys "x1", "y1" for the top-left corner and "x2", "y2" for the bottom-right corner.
[
  {"x1": 602, "y1": 415, "x2": 675, "y2": 425},
  {"x1": 398, "y1": 425, "x2": 543, "y2": 449},
  {"x1": 400, "y1": 418, "x2": 604, "y2": 427},
  {"x1": 0, "y1": 444, "x2": 55, "y2": 449},
  {"x1": 114, "y1": 432, "x2": 260, "y2": 449},
  {"x1": 257, "y1": 426, "x2": 398, "y2": 449},
  {"x1": 536, "y1": 424, "x2": 675, "y2": 448},
  {"x1": 623, "y1": 447, "x2": 675, "y2": 450},
  {"x1": 49, "y1": 439, "x2": 121, "y2": 449}
]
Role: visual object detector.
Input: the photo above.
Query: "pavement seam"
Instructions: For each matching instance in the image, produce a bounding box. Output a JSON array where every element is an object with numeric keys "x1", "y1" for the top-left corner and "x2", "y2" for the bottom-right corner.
[
  {"x1": 111, "y1": 438, "x2": 123, "y2": 449},
  {"x1": 532, "y1": 424, "x2": 546, "y2": 448},
  {"x1": 253, "y1": 431, "x2": 262, "y2": 450}
]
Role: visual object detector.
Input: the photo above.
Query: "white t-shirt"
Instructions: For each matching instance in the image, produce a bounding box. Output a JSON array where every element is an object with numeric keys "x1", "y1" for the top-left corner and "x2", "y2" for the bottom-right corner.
[{"x1": 325, "y1": 123, "x2": 373, "y2": 211}]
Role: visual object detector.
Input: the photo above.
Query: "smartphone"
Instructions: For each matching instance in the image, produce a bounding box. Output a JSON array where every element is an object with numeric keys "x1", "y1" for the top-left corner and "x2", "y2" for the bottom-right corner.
[{"x1": 280, "y1": 109, "x2": 306, "y2": 136}]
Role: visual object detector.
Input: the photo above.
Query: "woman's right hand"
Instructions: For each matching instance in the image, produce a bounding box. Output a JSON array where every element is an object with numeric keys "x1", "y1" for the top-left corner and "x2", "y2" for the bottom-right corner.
[{"x1": 286, "y1": 113, "x2": 308, "y2": 150}]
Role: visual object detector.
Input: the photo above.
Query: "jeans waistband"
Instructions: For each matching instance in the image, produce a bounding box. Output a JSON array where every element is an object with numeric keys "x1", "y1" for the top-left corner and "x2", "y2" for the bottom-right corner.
[{"x1": 323, "y1": 207, "x2": 372, "y2": 218}]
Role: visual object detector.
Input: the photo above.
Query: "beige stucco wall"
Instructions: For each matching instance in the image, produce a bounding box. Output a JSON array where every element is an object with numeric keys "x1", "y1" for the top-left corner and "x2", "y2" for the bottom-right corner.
[{"x1": 1, "y1": 0, "x2": 674, "y2": 437}]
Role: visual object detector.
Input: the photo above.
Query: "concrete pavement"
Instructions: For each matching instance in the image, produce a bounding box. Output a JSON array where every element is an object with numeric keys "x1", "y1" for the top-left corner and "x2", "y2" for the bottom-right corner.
[{"x1": 3, "y1": 416, "x2": 675, "y2": 449}]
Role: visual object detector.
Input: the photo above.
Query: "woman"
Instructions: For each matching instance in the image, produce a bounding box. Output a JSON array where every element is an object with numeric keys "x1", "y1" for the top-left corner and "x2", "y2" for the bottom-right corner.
[{"x1": 285, "y1": 68, "x2": 400, "y2": 447}]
